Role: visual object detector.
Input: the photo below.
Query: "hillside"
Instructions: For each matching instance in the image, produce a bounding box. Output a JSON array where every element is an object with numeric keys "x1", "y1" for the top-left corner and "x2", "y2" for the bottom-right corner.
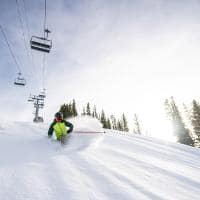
[{"x1": 0, "y1": 117, "x2": 200, "y2": 200}]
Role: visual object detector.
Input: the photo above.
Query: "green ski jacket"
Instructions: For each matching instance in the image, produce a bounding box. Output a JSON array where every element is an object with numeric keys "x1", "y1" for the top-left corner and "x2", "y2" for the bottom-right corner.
[{"x1": 48, "y1": 119, "x2": 73, "y2": 140}]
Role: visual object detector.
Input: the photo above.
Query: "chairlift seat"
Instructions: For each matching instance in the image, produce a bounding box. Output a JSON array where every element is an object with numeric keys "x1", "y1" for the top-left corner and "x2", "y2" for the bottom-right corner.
[
  {"x1": 30, "y1": 36, "x2": 52, "y2": 53},
  {"x1": 39, "y1": 93, "x2": 46, "y2": 98},
  {"x1": 14, "y1": 77, "x2": 26, "y2": 86}
]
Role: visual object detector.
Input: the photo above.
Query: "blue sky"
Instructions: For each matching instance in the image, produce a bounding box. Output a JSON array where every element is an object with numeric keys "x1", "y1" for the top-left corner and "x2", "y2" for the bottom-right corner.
[{"x1": 1, "y1": 0, "x2": 200, "y2": 140}]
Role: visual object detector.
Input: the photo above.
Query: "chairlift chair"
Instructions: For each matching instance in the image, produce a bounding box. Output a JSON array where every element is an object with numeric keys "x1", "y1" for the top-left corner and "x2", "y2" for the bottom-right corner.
[
  {"x1": 38, "y1": 91, "x2": 46, "y2": 98},
  {"x1": 30, "y1": 29, "x2": 52, "y2": 53},
  {"x1": 28, "y1": 96, "x2": 34, "y2": 102},
  {"x1": 30, "y1": 36, "x2": 52, "y2": 53},
  {"x1": 14, "y1": 73, "x2": 26, "y2": 86}
]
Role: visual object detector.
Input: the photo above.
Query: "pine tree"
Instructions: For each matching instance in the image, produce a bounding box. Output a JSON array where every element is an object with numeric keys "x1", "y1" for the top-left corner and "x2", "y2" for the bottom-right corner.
[
  {"x1": 86, "y1": 102, "x2": 91, "y2": 116},
  {"x1": 100, "y1": 110, "x2": 107, "y2": 128},
  {"x1": 69, "y1": 103, "x2": 73, "y2": 117},
  {"x1": 117, "y1": 120, "x2": 123, "y2": 131},
  {"x1": 165, "y1": 97, "x2": 194, "y2": 146},
  {"x1": 106, "y1": 118, "x2": 112, "y2": 129},
  {"x1": 81, "y1": 107, "x2": 86, "y2": 116},
  {"x1": 121, "y1": 114, "x2": 129, "y2": 132},
  {"x1": 110, "y1": 115, "x2": 117, "y2": 130},
  {"x1": 190, "y1": 100, "x2": 200, "y2": 146},
  {"x1": 59, "y1": 103, "x2": 73, "y2": 118},
  {"x1": 59, "y1": 104, "x2": 67, "y2": 118},
  {"x1": 92, "y1": 106, "x2": 98, "y2": 118},
  {"x1": 133, "y1": 114, "x2": 142, "y2": 134},
  {"x1": 183, "y1": 103, "x2": 191, "y2": 122},
  {"x1": 72, "y1": 99, "x2": 78, "y2": 116}
]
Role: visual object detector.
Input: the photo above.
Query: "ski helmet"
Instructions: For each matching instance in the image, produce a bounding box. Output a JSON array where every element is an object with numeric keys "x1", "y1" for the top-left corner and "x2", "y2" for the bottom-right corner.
[{"x1": 55, "y1": 112, "x2": 63, "y2": 119}]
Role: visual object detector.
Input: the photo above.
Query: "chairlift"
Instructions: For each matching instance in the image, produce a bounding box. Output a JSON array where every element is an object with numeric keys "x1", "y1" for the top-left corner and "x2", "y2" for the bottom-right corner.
[
  {"x1": 30, "y1": 29, "x2": 52, "y2": 53},
  {"x1": 38, "y1": 90, "x2": 46, "y2": 98},
  {"x1": 28, "y1": 95, "x2": 34, "y2": 102},
  {"x1": 14, "y1": 73, "x2": 26, "y2": 86}
]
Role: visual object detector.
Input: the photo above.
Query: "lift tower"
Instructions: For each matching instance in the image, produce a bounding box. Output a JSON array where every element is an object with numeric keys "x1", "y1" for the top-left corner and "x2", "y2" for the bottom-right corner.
[{"x1": 28, "y1": 90, "x2": 46, "y2": 122}]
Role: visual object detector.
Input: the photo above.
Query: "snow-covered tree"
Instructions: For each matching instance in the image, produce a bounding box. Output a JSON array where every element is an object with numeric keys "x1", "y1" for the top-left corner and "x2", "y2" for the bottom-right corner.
[
  {"x1": 121, "y1": 114, "x2": 129, "y2": 132},
  {"x1": 72, "y1": 99, "x2": 78, "y2": 116},
  {"x1": 106, "y1": 118, "x2": 112, "y2": 129},
  {"x1": 110, "y1": 115, "x2": 117, "y2": 130},
  {"x1": 133, "y1": 114, "x2": 142, "y2": 134},
  {"x1": 81, "y1": 107, "x2": 86, "y2": 116},
  {"x1": 190, "y1": 100, "x2": 200, "y2": 146},
  {"x1": 117, "y1": 120, "x2": 123, "y2": 131},
  {"x1": 92, "y1": 106, "x2": 98, "y2": 118},
  {"x1": 86, "y1": 102, "x2": 91, "y2": 116},
  {"x1": 165, "y1": 97, "x2": 194, "y2": 146},
  {"x1": 100, "y1": 110, "x2": 107, "y2": 128}
]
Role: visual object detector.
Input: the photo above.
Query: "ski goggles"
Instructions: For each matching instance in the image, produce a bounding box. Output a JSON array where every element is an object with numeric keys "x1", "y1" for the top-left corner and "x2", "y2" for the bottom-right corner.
[{"x1": 55, "y1": 117, "x2": 62, "y2": 121}]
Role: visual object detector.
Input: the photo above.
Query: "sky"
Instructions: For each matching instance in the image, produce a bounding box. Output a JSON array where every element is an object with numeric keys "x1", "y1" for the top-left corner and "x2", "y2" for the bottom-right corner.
[{"x1": 1, "y1": 0, "x2": 200, "y2": 141}]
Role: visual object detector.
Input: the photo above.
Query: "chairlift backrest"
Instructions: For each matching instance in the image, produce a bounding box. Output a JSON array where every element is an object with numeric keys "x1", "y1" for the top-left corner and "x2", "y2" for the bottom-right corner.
[
  {"x1": 28, "y1": 98, "x2": 33, "y2": 102},
  {"x1": 30, "y1": 36, "x2": 52, "y2": 53},
  {"x1": 39, "y1": 92, "x2": 46, "y2": 98},
  {"x1": 14, "y1": 75, "x2": 26, "y2": 86}
]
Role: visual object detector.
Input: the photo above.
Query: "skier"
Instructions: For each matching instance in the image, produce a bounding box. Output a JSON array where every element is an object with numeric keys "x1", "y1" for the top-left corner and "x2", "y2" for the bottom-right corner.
[{"x1": 48, "y1": 112, "x2": 73, "y2": 144}]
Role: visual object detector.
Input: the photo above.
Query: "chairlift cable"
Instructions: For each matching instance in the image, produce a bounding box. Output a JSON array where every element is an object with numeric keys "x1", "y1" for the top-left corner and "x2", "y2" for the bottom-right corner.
[
  {"x1": 0, "y1": 25, "x2": 21, "y2": 73},
  {"x1": 16, "y1": 0, "x2": 38, "y2": 84},
  {"x1": 15, "y1": 0, "x2": 30, "y2": 62},
  {"x1": 22, "y1": 0, "x2": 31, "y2": 42},
  {"x1": 21, "y1": 0, "x2": 41, "y2": 89},
  {"x1": 42, "y1": 0, "x2": 47, "y2": 90},
  {"x1": 44, "y1": 0, "x2": 47, "y2": 34},
  {"x1": 42, "y1": 53, "x2": 46, "y2": 89}
]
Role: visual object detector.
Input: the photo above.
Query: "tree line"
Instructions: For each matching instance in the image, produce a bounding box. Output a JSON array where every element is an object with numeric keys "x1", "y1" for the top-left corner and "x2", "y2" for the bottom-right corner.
[
  {"x1": 165, "y1": 97, "x2": 200, "y2": 147},
  {"x1": 59, "y1": 98, "x2": 200, "y2": 148},
  {"x1": 59, "y1": 100, "x2": 142, "y2": 134}
]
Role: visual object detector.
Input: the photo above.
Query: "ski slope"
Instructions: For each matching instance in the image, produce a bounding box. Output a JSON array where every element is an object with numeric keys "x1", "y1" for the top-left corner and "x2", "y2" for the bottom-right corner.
[{"x1": 0, "y1": 117, "x2": 200, "y2": 200}]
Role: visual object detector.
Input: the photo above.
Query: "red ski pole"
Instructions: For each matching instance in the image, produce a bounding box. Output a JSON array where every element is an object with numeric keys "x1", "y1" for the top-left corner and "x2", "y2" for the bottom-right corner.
[{"x1": 73, "y1": 131, "x2": 106, "y2": 134}]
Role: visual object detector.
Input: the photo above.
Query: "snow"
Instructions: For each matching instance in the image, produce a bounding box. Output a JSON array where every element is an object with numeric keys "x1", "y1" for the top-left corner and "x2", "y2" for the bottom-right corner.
[{"x1": 0, "y1": 117, "x2": 200, "y2": 200}]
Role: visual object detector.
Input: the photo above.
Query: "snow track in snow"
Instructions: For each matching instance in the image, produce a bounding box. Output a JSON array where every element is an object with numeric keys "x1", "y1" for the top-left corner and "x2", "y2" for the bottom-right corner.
[{"x1": 0, "y1": 117, "x2": 200, "y2": 200}]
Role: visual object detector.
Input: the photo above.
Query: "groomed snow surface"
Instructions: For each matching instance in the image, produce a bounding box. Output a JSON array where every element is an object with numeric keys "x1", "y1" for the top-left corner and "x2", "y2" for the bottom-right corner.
[{"x1": 0, "y1": 116, "x2": 200, "y2": 200}]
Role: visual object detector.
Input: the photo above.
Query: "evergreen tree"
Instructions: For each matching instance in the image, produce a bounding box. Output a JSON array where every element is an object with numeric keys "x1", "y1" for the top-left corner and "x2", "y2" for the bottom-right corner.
[
  {"x1": 59, "y1": 103, "x2": 73, "y2": 118},
  {"x1": 98, "y1": 113, "x2": 101, "y2": 121},
  {"x1": 133, "y1": 114, "x2": 142, "y2": 134},
  {"x1": 183, "y1": 103, "x2": 191, "y2": 121},
  {"x1": 100, "y1": 110, "x2": 107, "y2": 128},
  {"x1": 110, "y1": 115, "x2": 117, "y2": 130},
  {"x1": 190, "y1": 100, "x2": 200, "y2": 146},
  {"x1": 121, "y1": 114, "x2": 129, "y2": 132},
  {"x1": 81, "y1": 107, "x2": 86, "y2": 116},
  {"x1": 68, "y1": 103, "x2": 73, "y2": 117},
  {"x1": 72, "y1": 99, "x2": 78, "y2": 116},
  {"x1": 117, "y1": 120, "x2": 123, "y2": 131},
  {"x1": 165, "y1": 97, "x2": 194, "y2": 146},
  {"x1": 106, "y1": 118, "x2": 112, "y2": 129},
  {"x1": 86, "y1": 102, "x2": 91, "y2": 116},
  {"x1": 59, "y1": 104, "x2": 67, "y2": 118},
  {"x1": 92, "y1": 106, "x2": 98, "y2": 118}
]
